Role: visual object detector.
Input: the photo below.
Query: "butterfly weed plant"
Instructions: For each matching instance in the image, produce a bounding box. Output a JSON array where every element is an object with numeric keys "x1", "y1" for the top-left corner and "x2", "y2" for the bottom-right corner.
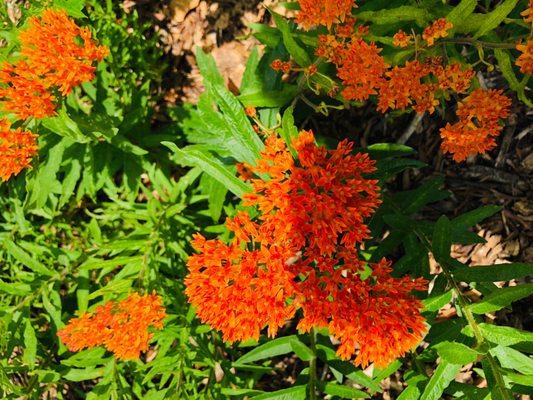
[{"x1": 0, "y1": 0, "x2": 531, "y2": 399}]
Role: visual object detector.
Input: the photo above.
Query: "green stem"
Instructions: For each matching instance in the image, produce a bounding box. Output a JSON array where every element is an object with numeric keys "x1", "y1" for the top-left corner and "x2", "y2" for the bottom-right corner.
[{"x1": 309, "y1": 327, "x2": 318, "y2": 400}]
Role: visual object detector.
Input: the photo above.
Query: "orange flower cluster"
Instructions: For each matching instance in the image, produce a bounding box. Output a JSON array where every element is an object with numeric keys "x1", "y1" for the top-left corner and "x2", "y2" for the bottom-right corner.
[
  {"x1": 317, "y1": 34, "x2": 388, "y2": 101},
  {"x1": 186, "y1": 131, "x2": 428, "y2": 368},
  {"x1": 0, "y1": 119, "x2": 38, "y2": 181},
  {"x1": 317, "y1": 29, "x2": 474, "y2": 111},
  {"x1": 393, "y1": 30, "x2": 413, "y2": 48},
  {"x1": 516, "y1": 1, "x2": 533, "y2": 75},
  {"x1": 0, "y1": 9, "x2": 107, "y2": 120},
  {"x1": 516, "y1": 41, "x2": 533, "y2": 75},
  {"x1": 58, "y1": 293, "x2": 166, "y2": 360},
  {"x1": 296, "y1": 0, "x2": 356, "y2": 29},
  {"x1": 521, "y1": 0, "x2": 533, "y2": 24},
  {"x1": 440, "y1": 89, "x2": 512, "y2": 162},
  {"x1": 422, "y1": 18, "x2": 453, "y2": 46}
]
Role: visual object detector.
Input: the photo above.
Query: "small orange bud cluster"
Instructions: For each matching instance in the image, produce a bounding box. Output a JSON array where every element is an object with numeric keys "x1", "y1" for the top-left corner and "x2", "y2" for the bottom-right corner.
[
  {"x1": 271, "y1": 59, "x2": 292, "y2": 74},
  {"x1": 393, "y1": 30, "x2": 413, "y2": 48},
  {"x1": 422, "y1": 18, "x2": 453, "y2": 46},
  {"x1": 58, "y1": 293, "x2": 166, "y2": 360}
]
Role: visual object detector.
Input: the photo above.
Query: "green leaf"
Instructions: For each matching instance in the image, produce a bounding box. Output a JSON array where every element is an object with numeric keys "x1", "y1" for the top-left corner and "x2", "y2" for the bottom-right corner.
[
  {"x1": 453, "y1": 263, "x2": 533, "y2": 283},
  {"x1": 236, "y1": 336, "x2": 296, "y2": 364},
  {"x1": 446, "y1": 0, "x2": 478, "y2": 32},
  {"x1": 42, "y1": 108, "x2": 91, "y2": 143},
  {"x1": 163, "y1": 142, "x2": 251, "y2": 198},
  {"x1": 366, "y1": 143, "x2": 416, "y2": 159},
  {"x1": 4, "y1": 240, "x2": 55, "y2": 276},
  {"x1": 432, "y1": 216, "x2": 453, "y2": 264},
  {"x1": 356, "y1": 6, "x2": 432, "y2": 27},
  {"x1": 279, "y1": 106, "x2": 299, "y2": 157},
  {"x1": 494, "y1": 49, "x2": 532, "y2": 107},
  {"x1": 22, "y1": 320, "x2": 37, "y2": 368},
  {"x1": 79, "y1": 256, "x2": 143, "y2": 271},
  {"x1": 251, "y1": 386, "x2": 307, "y2": 400},
  {"x1": 469, "y1": 284, "x2": 533, "y2": 314},
  {"x1": 0, "y1": 280, "x2": 32, "y2": 295},
  {"x1": 63, "y1": 367, "x2": 105, "y2": 382},
  {"x1": 423, "y1": 290, "x2": 453, "y2": 312},
  {"x1": 463, "y1": 324, "x2": 533, "y2": 347},
  {"x1": 452, "y1": 206, "x2": 502, "y2": 229},
  {"x1": 53, "y1": 0, "x2": 85, "y2": 17},
  {"x1": 434, "y1": 342, "x2": 480, "y2": 365},
  {"x1": 289, "y1": 337, "x2": 314, "y2": 361},
  {"x1": 221, "y1": 388, "x2": 265, "y2": 397},
  {"x1": 239, "y1": 86, "x2": 298, "y2": 108},
  {"x1": 322, "y1": 382, "x2": 369, "y2": 398},
  {"x1": 491, "y1": 346, "x2": 533, "y2": 375},
  {"x1": 473, "y1": 0, "x2": 519, "y2": 39},
  {"x1": 195, "y1": 48, "x2": 225, "y2": 87},
  {"x1": 420, "y1": 361, "x2": 461, "y2": 400},
  {"x1": 271, "y1": 11, "x2": 312, "y2": 67}
]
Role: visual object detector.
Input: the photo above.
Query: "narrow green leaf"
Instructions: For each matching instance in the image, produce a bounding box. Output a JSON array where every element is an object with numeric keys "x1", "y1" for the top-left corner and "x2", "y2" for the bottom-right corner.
[
  {"x1": 420, "y1": 361, "x2": 461, "y2": 400},
  {"x1": 491, "y1": 346, "x2": 533, "y2": 375},
  {"x1": 163, "y1": 142, "x2": 251, "y2": 198},
  {"x1": 463, "y1": 324, "x2": 533, "y2": 346},
  {"x1": 322, "y1": 382, "x2": 369, "y2": 398},
  {"x1": 473, "y1": 0, "x2": 519, "y2": 38},
  {"x1": 432, "y1": 216, "x2": 453, "y2": 264},
  {"x1": 494, "y1": 49, "x2": 532, "y2": 107},
  {"x1": 4, "y1": 240, "x2": 55, "y2": 276},
  {"x1": 446, "y1": 0, "x2": 478, "y2": 31},
  {"x1": 423, "y1": 290, "x2": 453, "y2": 312},
  {"x1": 42, "y1": 108, "x2": 91, "y2": 143},
  {"x1": 434, "y1": 342, "x2": 480, "y2": 365},
  {"x1": 279, "y1": 106, "x2": 299, "y2": 157},
  {"x1": 79, "y1": 256, "x2": 142, "y2": 271},
  {"x1": 236, "y1": 336, "x2": 296, "y2": 364},
  {"x1": 251, "y1": 385, "x2": 306, "y2": 399},
  {"x1": 289, "y1": 338, "x2": 314, "y2": 361},
  {"x1": 469, "y1": 284, "x2": 533, "y2": 314},
  {"x1": 453, "y1": 263, "x2": 533, "y2": 283},
  {"x1": 356, "y1": 6, "x2": 432, "y2": 26},
  {"x1": 271, "y1": 11, "x2": 312, "y2": 67},
  {"x1": 22, "y1": 321, "x2": 37, "y2": 368}
]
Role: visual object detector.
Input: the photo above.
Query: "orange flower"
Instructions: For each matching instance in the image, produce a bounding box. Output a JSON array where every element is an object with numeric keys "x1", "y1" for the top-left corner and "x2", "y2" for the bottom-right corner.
[
  {"x1": 296, "y1": 0, "x2": 356, "y2": 29},
  {"x1": 326, "y1": 259, "x2": 427, "y2": 368},
  {"x1": 434, "y1": 62, "x2": 474, "y2": 93},
  {"x1": 422, "y1": 18, "x2": 453, "y2": 46},
  {"x1": 0, "y1": 61, "x2": 56, "y2": 119},
  {"x1": 521, "y1": 0, "x2": 533, "y2": 24},
  {"x1": 186, "y1": 232, "x2": 297, "y2": 342},
  {"x1": 393, "y1": 30, "x2": 412, "y2": 48},
  {"x1": 440, "y1": 89, "x2": 511, "y2": 162},
  {"x1": 516, "y1": 40, "x2": 533, "y2": 75},
  {"x1": 58, "y1": 293, "x2": 166, "y2": 360},
  {"x1": 0, "y1": 119, "x2": 38, "y2": 181},
  {"x1": 19, "y1": 9, "x2": 108, "y2": 95},
  {"x1": 318, "y1": 35, "x2": 388, "y2": 102},
  {"x1": 377, "y1": 60, "x2": 438, "y2": 114}
]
